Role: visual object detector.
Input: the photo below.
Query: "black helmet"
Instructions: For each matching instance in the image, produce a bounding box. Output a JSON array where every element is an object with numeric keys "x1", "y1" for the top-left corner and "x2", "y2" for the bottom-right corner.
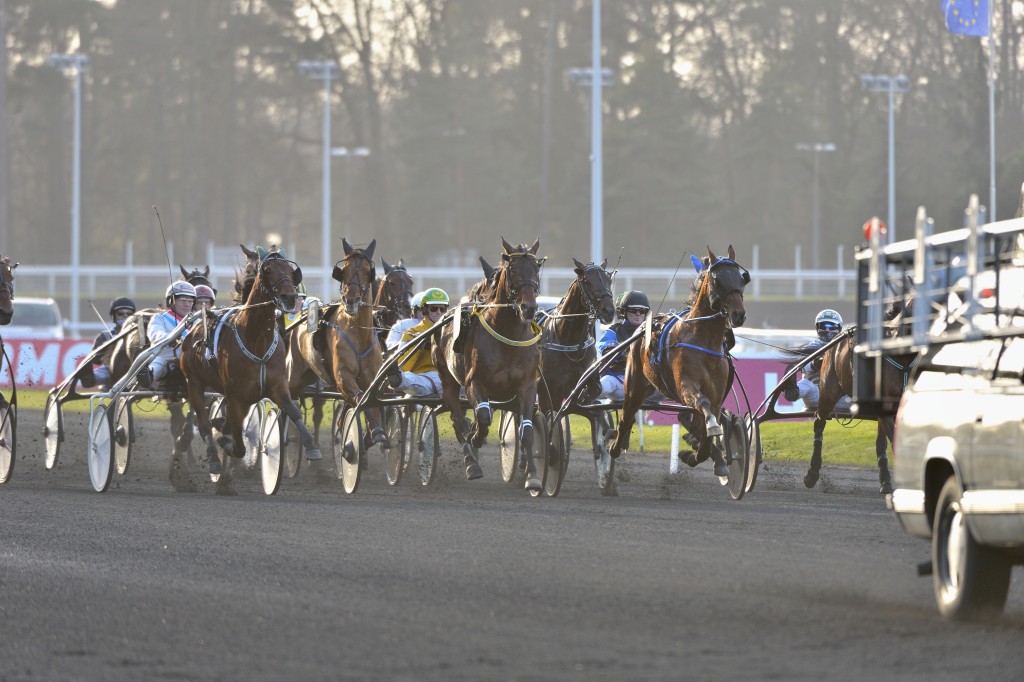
[
  {"x1": 109, "y1": 296, "x2": 136, "y2": 320},
  {"x1": 616, "y1": 290, "x2": 650, "y2": 317}
]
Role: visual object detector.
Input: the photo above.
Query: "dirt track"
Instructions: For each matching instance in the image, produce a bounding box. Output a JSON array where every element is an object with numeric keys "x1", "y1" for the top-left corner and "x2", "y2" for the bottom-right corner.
[{"x1": 3, "y1": 407, "x2": 1024, "y2": 681}]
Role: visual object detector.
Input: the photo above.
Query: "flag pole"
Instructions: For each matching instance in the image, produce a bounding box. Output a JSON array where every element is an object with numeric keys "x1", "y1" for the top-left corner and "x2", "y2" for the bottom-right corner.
[{"x1": 988, "y1": 2, "x2": 996, "y2": 221}]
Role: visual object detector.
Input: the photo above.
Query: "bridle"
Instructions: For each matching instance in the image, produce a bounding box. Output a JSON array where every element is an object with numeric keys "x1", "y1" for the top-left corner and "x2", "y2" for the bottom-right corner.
[
  {"x1": 382, "y1": 266, "x2": 413, "y2": 316},
  {"x1": 702, "y1": 258, "x2": 750, "y2": 311},
  {"x1": 500, "y1": 252, "x2": 544, "y2": 319},
  {"x1": 575, "y1": 263, "x2": 613, "y2": 320},
  {"x1": 257, "y1": 253, "x2": 301, "y2": 313},
  {"x1": 334, "y1": 251, "x2": 376, "y2": 307}
]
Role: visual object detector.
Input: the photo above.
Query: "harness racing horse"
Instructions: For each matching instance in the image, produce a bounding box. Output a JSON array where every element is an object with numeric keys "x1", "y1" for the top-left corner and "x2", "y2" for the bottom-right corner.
[
  {"x1": 435, "y1": 238, "x2": 546, "y2": 491},
  {"x1": 176, "y1": 245, "x2": 320, "y2": 493},
  {"x1": 782, "y1": 300, "x2": 915, "y2": 495},
  {"x1": 372, "y1": 258, "x2": 413, "y2": 348},
  {"x1": 287, "y1": 238, "x2": 387, "y2": 454},
  {"x1": 608, "y1": 246, "x2": 749, "y2": 477},
  {"x1": 537, "y1": 258, "x2": 615, "y2": 413},
  {"x1": 0, "y1": 254, "x2": 14, "y2": 327}
]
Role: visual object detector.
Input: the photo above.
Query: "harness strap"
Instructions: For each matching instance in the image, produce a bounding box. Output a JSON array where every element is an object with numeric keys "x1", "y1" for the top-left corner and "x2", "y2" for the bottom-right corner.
[
  {"x1": 321, "y1": 319, "x2": 376, "y2": 379},
  {"x1": 228, "y1": 320, "x2": 279, "y2": 394},
  {"x1": 673, "y1": 341, "x2": 726, "y2": 358},
  {"x1": 473, "y1": 310, "x2": 543, "y2": 347},
  {"x1": 884, "y1": 355, "x2": 918, "y2": 389},
  {"x1": 542, "y1": 337, "x2": 596, "y2": 353}
]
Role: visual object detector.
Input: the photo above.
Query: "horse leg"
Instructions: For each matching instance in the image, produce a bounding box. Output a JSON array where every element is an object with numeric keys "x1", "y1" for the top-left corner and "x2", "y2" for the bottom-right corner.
[
  {"x1": 804, "y1": 415, "x2": 826, "y2": 488},
  {"x1": 441, "y1": 378, "x2": 471, "y2": 446},
  {"x1": 607, "y1": 357, "x2": 650, "y2": 458},
  {"x1": 516, "y1": 396, "x2": 541, "y2": 492},
  {"x1": 876, "y1": 416, "x2": 894, "y2": 494},
  {"x1": 278, "y1": 395, "x2": 321, "y2": 462},
  {"x1": 168, "y1": 408, "x2": 198, "y2": 493}
]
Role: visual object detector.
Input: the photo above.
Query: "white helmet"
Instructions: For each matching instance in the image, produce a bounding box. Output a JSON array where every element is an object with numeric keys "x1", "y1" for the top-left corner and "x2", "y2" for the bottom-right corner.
[
  {"x1": 410, "y1": 291, "x2": 425, "y2": 309},
  {"x1": 815, "y1": 309, "x2": 842, "y2": 341},
  {"x1": 165, "y1": 281, "x2": 197, "y2": 307}
]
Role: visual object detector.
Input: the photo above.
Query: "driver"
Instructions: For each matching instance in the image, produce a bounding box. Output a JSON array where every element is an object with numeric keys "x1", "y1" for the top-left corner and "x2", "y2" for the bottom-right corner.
[
  {"x1": 793, "y1": 308, "x2": 851, "y2": 412},
  {"x1": 142, "y1": 281, "x2": 196, "y2": 389}
]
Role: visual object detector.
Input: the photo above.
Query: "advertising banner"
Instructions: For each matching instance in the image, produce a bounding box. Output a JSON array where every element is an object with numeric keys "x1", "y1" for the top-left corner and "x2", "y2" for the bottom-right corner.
[{"x1": 0, "y1": 339, "x2": 94, "y2": 388}]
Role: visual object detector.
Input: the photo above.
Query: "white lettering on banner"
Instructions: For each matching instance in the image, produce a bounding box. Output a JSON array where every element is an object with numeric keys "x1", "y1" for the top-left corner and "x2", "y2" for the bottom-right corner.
[{"x1": 0, "y1": 339, "x2": 96, "y2": 388}]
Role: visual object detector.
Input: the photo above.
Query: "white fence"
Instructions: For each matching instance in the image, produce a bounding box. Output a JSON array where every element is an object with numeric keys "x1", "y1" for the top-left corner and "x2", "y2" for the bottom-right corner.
[{"x1": 14, "y1": 243, "x2": 856, "y2": 336}]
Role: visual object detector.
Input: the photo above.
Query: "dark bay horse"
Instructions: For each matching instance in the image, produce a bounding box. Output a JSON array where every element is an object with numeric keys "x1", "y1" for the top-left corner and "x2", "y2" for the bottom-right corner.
[
  {"x1": 783, "y1": 303, "x2": 915, "y2": 494},
  {"x1": 176, "y1": 245, "x2": 320, "y2": 492},
  {"x1": 608, "y1": 246, "x2": 749, "y2": 477},
  {"x1": 287, "y1": 238, "x2": 386, "y2": 449},
  {"x1": 372, "y1": 258, "x2": 414, "y2": 348},
  {"x1": 434, "y1": 238, "x2": 546, "y2": 490},
  {"x1": 537, "y1": 258, "x2": 615, "y2": 413}
]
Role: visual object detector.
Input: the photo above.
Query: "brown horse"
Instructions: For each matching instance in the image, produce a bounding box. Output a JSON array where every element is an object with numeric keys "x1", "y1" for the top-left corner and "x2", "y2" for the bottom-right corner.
[
  {"x1": 372, "y1": 258, "x2": 414, "y2": 348},
  {"x1": 608, "y1": 246, "x2": 749, "y2": 477},
  {"x1": 176, "y1": 245, "x2": 319, "y2": 491},
  {"x1": 784, "y1": 304, "x2": 914, "y2": 494},
  {"x1": 537, "y1": 258, "x2": 615, "y2": 413},
  {"x1": 434, "y1": 238, "x2": 546, "y2": 490},
  {"x1": 287, "y1": 238, "x2": 386, "y2": 449},
  {"x1": 0, "y1": 254, "x2": 17, "y2": 326}
]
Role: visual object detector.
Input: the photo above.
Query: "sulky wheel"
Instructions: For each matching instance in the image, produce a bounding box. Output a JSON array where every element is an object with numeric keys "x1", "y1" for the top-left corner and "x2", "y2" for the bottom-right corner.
[
  {"x1": 207, "y1": 396, "x2": 229, "y2": 483},
  {"x1": 723, "y1": 412, "x2": 750, "y2": 501},
  {"x1": 113, "y1": 396, "x2": 133, "y2": 476},
  {"x1": 43, "y1": 392, "x2": 63, "y2": 471},
  {"x1": 593, "y1": 413, "x2": 617, "y2": 497},
  {"x1": 543, "y1": 414, "x2": 569, "y2": 498},
  {"x1": 260, "y1": 404, "x2": 283, "y2": 495},
  {"x1": 340, "y1": 407, "x2": 363, "y2": 494},
  {"x1": 417, "y1": 407, "x2": 440, "y2": 487},
  {"x1": 0, "y1": 403, "x2": 15, "y2": 484},
  {"x1": 382, "y1": 405, "x2": 407, "y2": 487},
  {"x1": 241, "y1": 402, "x2": 262, "y2": 471},
  {"x1": 743, "y1": 413, "x2": 761, "y2": 494},
  {"x1": 88, "y1": 403, "x2": 115, "y2": 493},
  {"x1": 281, "y1": 414, "x2": 303, "y2": 479},
  {"x1": 498, "y1": 410, "x2": 519, "y2": 484}
]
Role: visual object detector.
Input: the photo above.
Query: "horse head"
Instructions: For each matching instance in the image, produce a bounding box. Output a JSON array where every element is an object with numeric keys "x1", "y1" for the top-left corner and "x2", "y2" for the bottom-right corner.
[
  {"x1": 377, "y1": 257, "x2": 413, "y2": 320},
  {"x1": 698, "y1": 245, "x2": 749, "y2": 328},
  {"x1": 334, "y1": 238, "x2": 377, "y2": 315},
  {"x1": 179, "y1": 264, "x2": 215, "y2": 293},
  {"x1": 0, "y1": 255, "x2": 16, "y2": 325},
  {"x1": 240, "y1": 244, "x2": 302, "y2": 313},
  {"x1": 572, "y1": 257, "x2": 615, "y2": 324},
  {"x1": 499, "y1": 237, "x2": 544, "y2": 321}
]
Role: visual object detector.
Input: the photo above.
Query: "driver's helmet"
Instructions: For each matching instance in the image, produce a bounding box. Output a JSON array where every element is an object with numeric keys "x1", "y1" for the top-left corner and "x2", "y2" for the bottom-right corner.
[
  {"x1": 194, "y1": 284, "x2": 216, "y2": 307},
  {"x1": 410, "y1": 291, "x2": 425, "y2": 312},
  {"x1": 165, "y1": 281, "x2": 197, "y2": 308},
  {"x1": 615, "y1": 290, "x2": 650, "y2": 318},
  {"x1": 421, "y1": 288, "x2": 450, "y2": 313},
  {"x1": 109, "y1": 296, "x2": 136, "y2": 322},
  {"x1": 815, "y1": 308, "x2": 843, "y2": 341}
]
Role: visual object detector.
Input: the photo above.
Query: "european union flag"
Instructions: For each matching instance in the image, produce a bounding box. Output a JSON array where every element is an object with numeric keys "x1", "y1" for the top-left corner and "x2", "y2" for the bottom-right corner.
[{"x1": 944, "y1": 0, "x2": 989, "y2": 36}]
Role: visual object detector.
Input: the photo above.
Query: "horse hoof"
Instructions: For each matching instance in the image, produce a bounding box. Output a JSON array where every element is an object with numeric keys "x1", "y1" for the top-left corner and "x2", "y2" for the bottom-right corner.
[
  {"x1": 879, "y1": 481, "x2": 893, "y2": 495},
  {"x1": 524, "y1": 476, "x2": 542, "y2": 492},
  {"x1": 678, "y1": 451, "x2": 699, "y2": 468},
  {"x1": 803, "y1": 471, "x2": 819, "y2": 489},
  {"x1": 305, "y1": 447, "x2": 322, "y2": 462},
  {"x1": 713, "y1": 461, "x2": 729, "y2": 477},
  {"x1": 465, "y1": 459, "x2": 484, "y2": 480},
  {"x1": 208, "y1": 457, "x2": 223, "y2": 475},
  {"x1": 706, "y1": 424, "x2": 723, "y2": 438}
]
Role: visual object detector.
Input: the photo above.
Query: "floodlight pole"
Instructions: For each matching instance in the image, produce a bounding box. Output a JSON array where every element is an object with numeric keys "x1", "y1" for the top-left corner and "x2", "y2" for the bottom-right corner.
[
  {"x1": 48, "y1": 53, "x2": 88, "y2": 333},
  {"x1": 861, "y1": 74, "x2": 910, "y2": 244},
  {"x1": 299, "y1": 60, "x2": 340, "y2": 301}
]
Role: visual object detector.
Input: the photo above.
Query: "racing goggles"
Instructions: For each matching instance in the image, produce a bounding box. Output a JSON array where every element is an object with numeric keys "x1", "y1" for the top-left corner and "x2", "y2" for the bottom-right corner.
[
  {"x1": 626, "y1": 306, "x2": 650, "y2": 315},
  {"x1": 817, "y1": 322, "x2": 840, "y2": 334},
  {"x1": 426, "y1": 305, "x2": 448, "y2": 314}
]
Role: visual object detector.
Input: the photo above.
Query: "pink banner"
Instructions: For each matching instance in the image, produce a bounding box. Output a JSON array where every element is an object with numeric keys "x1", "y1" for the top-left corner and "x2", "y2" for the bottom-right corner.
[{"x1": 0, "y1": 338, "x2": 94, "y2": 389}]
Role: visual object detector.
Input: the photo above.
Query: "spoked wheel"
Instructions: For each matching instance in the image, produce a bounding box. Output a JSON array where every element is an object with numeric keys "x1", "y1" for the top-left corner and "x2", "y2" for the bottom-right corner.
[
  {"x1": 281, "y1": 414, "x2": 303, "y2": 479},
  {"x1": 43, "y1": 392, "x2": 63, "y2": 470},
  {"x1": 207, "y1": 396, "x2": 229, "y2": 483},
  {"x1": 113, "y1": 397, "x2": 133, "y2": 476},
  {"x1": 340, "y1": 407, "x2": 363, "y2": 494},
  {"x1": 88, "y1": 403, "x2": 114, "y2": 493},
  {"x1": 383, "y1": 406, "x2": 407, "y2": 487},
  {"x1": 242, "y1": 402, "x2": 262, "y2": 471},
  {"x1": 593, "y1": 412, "x2": 617, "y2": 496},
  {"x1": 744, "y1": 413, "x2": 761, "y2": 494},
  {"x1": 260, "y1": 404, "x2": 283, "y2": 495},
  {"x1": 544, "y1": 415, "x2": 569, "y2": 497},
  {"x1": 498, "y1": 410, "x2": 519, "y2": 484},
  {"x1": 0, "y1": 403, "x2": 15, "y2": 484},
  {"x1": 722, "y1": 412, "x2": 750, "y2": 501},
  {"x1": 418, "y1": 407, "x2": 440, "y2": 486}
]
